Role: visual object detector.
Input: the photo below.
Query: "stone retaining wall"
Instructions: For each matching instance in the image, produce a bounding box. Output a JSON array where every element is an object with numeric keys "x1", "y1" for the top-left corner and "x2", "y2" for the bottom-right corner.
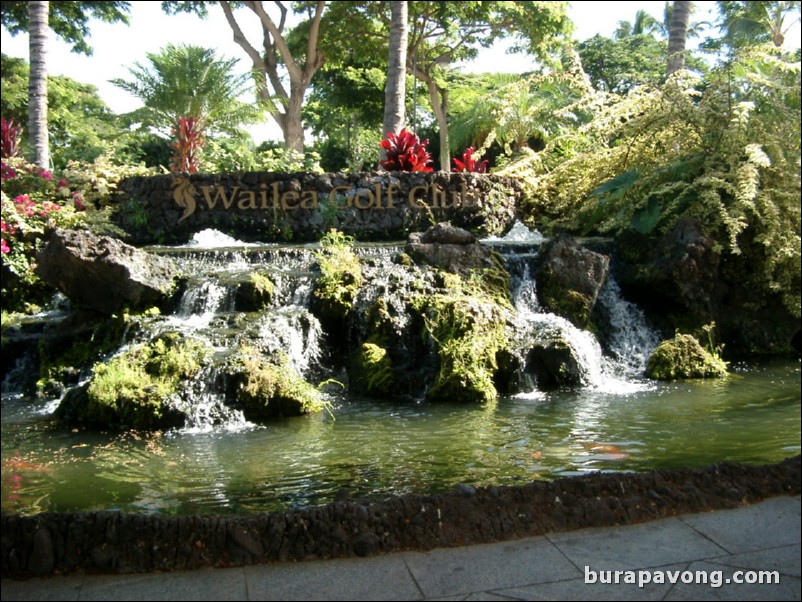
[
  {"x1": 113, "y1": 171, "x2": 523, "y2": 245},
  {"x1": 2, "y1": 456, "x2": 798, "y2": 578}
]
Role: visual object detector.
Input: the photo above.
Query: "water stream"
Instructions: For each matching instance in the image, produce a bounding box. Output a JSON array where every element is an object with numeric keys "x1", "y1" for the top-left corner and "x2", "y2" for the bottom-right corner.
[{"x1": 2, "y1": 228, "x2": 799, "y2": 516}]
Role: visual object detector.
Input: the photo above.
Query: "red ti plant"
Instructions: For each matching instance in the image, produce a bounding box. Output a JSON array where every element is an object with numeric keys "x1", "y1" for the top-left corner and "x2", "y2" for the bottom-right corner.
[
  {"x1": 169, "y1": 116, "x2": 204, "y2": 174},
  {"x1": 452, "y1": 147, "x2": 489, "y2": 173},
  {"x1": 1, "y1": 117, "x2": 23, "y2": 159},
  {"x1": 379, "y1": 128, "x2": 433, "y2": 172}
]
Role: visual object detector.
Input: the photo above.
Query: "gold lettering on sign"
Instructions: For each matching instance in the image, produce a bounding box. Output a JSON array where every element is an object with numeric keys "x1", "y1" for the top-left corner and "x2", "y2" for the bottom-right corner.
[
  {"x1": 201, "y1": 185, "x2": 238, "y2": 209},
  {"x1": 281, "y1": 190, "x2": 299, "y2": 209},
  {"x1": 172, "y1": 176, "x2": 198, "y2": 221},
  {"x1": 238, "y1": 190, "x2": 258, "y2": 210},
  {"x1": 300, "y1": 190, "x2": 318, "y2": 209},
  {"x1": 408, "y1": 185, "x2": 428, "y2": 208}
]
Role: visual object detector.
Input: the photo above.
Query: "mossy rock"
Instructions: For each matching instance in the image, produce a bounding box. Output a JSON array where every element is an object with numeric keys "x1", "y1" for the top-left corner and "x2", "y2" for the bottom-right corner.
[
  {"x1": 234, "y1": 272, "x2": 274, "y2": 312},
  {"x1": 36, "y1": 312, "x2": 128, "y2": 399},
  {"x1": 79, "y1": 332, "x2": 209, "y2": 430},
  {"x1": 646, "y1": 333, "x2": 728, "y2": 380},
  {"x1": 539, "y1": 290, "x2": 593, "y2": 331},
  {"x1": 350, "y1": 342, "x2": 394, "y2": 396},
  {"x1": 226, "y1": 349, "x2": 327, "y2": 420},
  {"x1": 416, "y1": 272, "x2": 510, "y2": 404},
  {"x1": 313, "y1": 230, "x2": 363, "y2": 321}
]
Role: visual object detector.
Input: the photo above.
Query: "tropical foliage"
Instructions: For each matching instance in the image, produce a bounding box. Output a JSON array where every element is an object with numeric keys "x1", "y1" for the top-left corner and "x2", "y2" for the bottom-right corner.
[
  {"x1": 496, "y1": 45, "x2": 801, "y2": 316},
  {"x1": 1, "y1": 117, "x2": 23, "y2": 158},
  {"x1": 1, "y1": 54, "x2": 123, "y2": 169}
]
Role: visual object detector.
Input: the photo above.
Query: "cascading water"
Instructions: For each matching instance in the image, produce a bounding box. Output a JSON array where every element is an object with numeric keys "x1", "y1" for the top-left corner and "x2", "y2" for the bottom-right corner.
[
  {"x1": 596, "y1": 277, "x2": 661, "y2": 380},
  {"x1": 501, "y1": 228, "x2": 659, "y2": 395}
]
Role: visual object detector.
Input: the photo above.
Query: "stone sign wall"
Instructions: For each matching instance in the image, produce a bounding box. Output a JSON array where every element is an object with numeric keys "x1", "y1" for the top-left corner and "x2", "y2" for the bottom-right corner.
[{"x1": 114, "y1": 171, "x2": 523, "y2": 245}]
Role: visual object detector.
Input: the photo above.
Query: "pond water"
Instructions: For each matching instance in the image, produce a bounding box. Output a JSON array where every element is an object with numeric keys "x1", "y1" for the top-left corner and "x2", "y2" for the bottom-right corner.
[{"x1": 2, "y1": 359, "x2": 799, "y2": 516}]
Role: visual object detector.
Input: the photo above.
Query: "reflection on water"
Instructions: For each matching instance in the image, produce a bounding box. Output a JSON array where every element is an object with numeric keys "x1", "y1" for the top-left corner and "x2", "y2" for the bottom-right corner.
[{"x1": 2, "y1": 359, "x2": 799, "y2": 516}]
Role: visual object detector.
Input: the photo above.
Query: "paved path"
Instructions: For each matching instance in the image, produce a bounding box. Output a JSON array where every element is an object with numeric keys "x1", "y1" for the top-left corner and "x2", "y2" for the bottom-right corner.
[{"x1": 2, "y1": 495, "x2": 799, "y2": 601}]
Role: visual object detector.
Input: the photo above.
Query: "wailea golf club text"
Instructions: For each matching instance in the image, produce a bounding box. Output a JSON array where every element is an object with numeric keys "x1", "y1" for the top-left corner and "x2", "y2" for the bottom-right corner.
[{"x1": 173, "y1": 177, "x2": 477, "y2": 221}]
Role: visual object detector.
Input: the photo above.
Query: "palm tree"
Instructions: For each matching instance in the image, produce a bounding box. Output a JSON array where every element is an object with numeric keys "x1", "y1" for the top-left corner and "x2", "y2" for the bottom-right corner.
[
  {"x1": 381, "y1": 1, "x2": 408, "y2": 164},
  {"x1": 721, "y1": 1, "x2": 801, "y2": 48},
  {"x1": 27, "y1": 0, "x2": 49, "y2": 168},
  {"x1": 112, "y1": 44, "x2": 261, "y2": 138},
  {"x1": 667, "y1": 1, "x2": 693, "y2": 75},
  {"x1": 614, "y1": 9, "x2": 660, "y2": 39}
]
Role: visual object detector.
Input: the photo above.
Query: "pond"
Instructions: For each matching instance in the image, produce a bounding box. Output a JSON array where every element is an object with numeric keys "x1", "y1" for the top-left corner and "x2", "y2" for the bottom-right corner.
[{"x1": 2, "y1": 358, "x2": 799, "y2": 516}]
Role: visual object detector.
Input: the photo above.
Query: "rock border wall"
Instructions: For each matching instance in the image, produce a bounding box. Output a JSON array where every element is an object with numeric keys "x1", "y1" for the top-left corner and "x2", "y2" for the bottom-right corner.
[
  {"x1": 113, "y1": 171, "x2": 523, "y2": 245},
  {"x1": 2, "y1": 456, "x2": 799, "y2": 578}
]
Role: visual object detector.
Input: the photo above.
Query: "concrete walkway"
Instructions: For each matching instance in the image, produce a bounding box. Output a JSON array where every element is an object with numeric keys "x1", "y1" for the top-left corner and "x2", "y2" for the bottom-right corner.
[{"x1": 2, "y1": 495, "x2": 799, "y2": 601}]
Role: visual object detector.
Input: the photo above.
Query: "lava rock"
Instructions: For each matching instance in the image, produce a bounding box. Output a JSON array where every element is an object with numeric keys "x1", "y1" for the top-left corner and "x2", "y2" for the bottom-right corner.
[
  {"x1": 406, "y1": 223, "x2": 498, "y2": 275},
  {"x1": 36, "y1": 229, "x2": 177, "y2": 315},
  {"x1": 536, "y1": 234, "x2": 610, "y2": 329}
]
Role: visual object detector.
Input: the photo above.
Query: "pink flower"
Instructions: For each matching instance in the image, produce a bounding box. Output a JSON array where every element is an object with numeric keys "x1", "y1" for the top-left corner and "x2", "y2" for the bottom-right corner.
[
  {"x1": 1, "y1": 239, "x2": 10, "y2": 255},
  {"x1": 1, "y1": 162, "x2": 16, "y2": 181}
]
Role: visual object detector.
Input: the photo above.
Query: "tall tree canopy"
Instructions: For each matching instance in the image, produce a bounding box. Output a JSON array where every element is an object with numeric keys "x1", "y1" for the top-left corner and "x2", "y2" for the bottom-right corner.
[
  {"x1": 0, "y1": 1, "x2": 130, "y2": 54},
  {"x1": 111, "y1": 43, "x2": 261, "y2": 137},
  {"x1": 334, "y1": 1, "x2": 571, "y2": 169},
  {"x1": 716, "y1": 0, "x2": 801, "y2": 48},
  {"x1": 1, "y1": 1, "x2": 130, "y2": 167},
  {"x1": 1, "y1": 54, "x2": 121, "y2": 168},
  {"x1": 402, "y1": 1, "x2": 571, "y2": 169},
  {"x1": 163, "y1": 1, "x2": 326, "y2": 153}
]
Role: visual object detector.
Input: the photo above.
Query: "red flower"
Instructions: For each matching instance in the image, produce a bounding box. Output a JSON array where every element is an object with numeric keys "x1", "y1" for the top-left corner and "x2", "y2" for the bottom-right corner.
[
  {"x1": 452, "y1": 147, "x2": 489, "y2": 173},
  {"x1": 379, "y1": 128, "x2": 433, "y2": 172}
]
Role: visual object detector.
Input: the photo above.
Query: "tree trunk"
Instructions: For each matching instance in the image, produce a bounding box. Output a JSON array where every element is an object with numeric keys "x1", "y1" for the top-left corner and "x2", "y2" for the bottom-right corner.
[
  {"x1": 219, "y1": 0, "x2": 325, "y2": 153},
  {"x1": 284, "y1": 84, "x2": 306, "y2": 154},
  {"x1": 381, "y1": 1, "x2": 408, "y2": 163},
  {"x1": 28, "y1": 0, "x2": 49, "y2": 169},
  {"x1": 426, "y1": 79, "x2": 449, "y2": 172},
  {"x1": 666, "y1": 1, "x2": 692, "y2": 76}
]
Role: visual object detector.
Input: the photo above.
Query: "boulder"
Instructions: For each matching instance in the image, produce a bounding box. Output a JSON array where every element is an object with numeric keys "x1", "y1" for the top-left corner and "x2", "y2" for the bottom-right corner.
[
  {"x1": 419, "y1": 222, "x2": 477, "y2": 245},
  {"x1": 648, "y1": 217, "x2": 722, "y2": 318},
  {"x1": 645, "y1": 333, "x2": 728, "y2": 380},
  {"x1": 525, "y1": 338, "x2": 585, "y2": 389},
  {"x1": 36, "y1": 229, "x2": 177, "y2": 315},
  {"x1": 406, "y1": 222, "x2": 497, "y2": 275},
  {"x1": 536, "y1": 234, "x2": 609, "y2": 329}
]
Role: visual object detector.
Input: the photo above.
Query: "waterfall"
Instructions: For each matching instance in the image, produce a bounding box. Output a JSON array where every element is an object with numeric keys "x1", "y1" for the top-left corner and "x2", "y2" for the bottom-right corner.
[
  {"x1": 597, "y1": 277, "x2": 661, "y2": 380},
  {"x1": 256, "y1": 306, "x2": 323, "y2": 377},
  {"x1": 169, "y1": 364, "x2": 250, "y2": 433},
  {"x1": 165, "y1": 280, "x2": 230, "y2": 332},
  {"x1": 511, "y1": 265, "x2": 655, "y2": 394}
]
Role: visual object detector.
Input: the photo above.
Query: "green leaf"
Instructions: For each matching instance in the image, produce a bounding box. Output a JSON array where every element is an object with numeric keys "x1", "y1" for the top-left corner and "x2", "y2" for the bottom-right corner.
[
  {"x1": 590, "y1": 169, "x2": 640, "y2": 201},
  {"x1": 630, "y1": 196, "x2": 662, "y2": 234}
]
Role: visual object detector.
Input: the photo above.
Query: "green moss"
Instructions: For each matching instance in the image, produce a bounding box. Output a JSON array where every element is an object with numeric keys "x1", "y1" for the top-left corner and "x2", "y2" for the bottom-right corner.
[
  {"x1": 416, "y1": 271, "x2": 509, "y2": 403},
  {"x1": 227, "y1": 348, "x2": 328, "y2": 420},
  {"x1": 540, "y1": 289, "x2": 593, "y2": 331},
  {"x1": 646, "y1": 333, "x2": 728, "y2": 380},
  {"x1": 235, "y1": 271, "x2": 275, "y2": 311},
  {"x1": 313, "y1": 229, "x2": 363, "y2": 320},
  {"x1": 350, "y1": 342, "x2": 394, "y2": 396},
  {"x1": 84, "y1": 333, "x2": 209, "y2": 429},
  {"x1": 36, "y1": 315, "x2": 127, "y2": 398}
]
